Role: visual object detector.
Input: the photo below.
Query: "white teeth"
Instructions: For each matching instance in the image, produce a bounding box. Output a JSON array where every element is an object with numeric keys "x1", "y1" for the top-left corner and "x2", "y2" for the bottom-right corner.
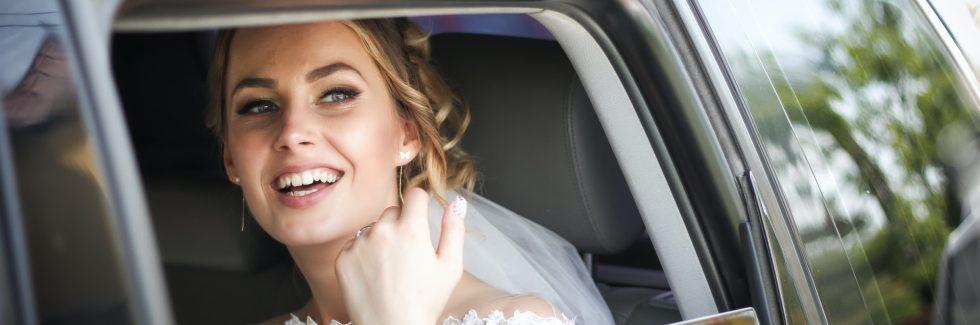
[
  {"x1": 276, "y1": 168, "x2": 342, "y2": 190},
  {"x1": 287, "y1": 188, "x2": 319, "y2": 197},
  {"x1": 301, "y1": 171, "x2": 314, "y2": 185}
]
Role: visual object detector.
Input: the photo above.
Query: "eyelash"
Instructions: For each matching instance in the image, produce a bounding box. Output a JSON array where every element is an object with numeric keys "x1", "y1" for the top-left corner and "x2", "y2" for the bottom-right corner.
[
  {"x1": 235, "y1": 87, "x2": 361, "y2": 115},
  {"x1": 319, "y1": 87, "x2": 360, "y2": 104},
  {"x1": 237, "y1": 99, "x2": 276, "y2": 115}
]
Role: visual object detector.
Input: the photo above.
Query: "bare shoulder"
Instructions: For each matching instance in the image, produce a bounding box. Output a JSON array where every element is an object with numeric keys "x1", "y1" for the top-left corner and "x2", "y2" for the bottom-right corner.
[
  {"x1": 444, "y1": 273, "x2": 563, "y2": 319},
  {"x1": 498, "y1": 293, "x2": 562, "y2": 317}
]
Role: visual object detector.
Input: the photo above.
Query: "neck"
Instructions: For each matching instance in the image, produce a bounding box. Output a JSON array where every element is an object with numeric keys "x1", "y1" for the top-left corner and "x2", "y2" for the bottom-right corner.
[
  {"x1": 289, "y1": 239, "x2": 350, "y2": 323},
  {"x1": 287, "y1": 188, "x2": 404, "y2": 323}
]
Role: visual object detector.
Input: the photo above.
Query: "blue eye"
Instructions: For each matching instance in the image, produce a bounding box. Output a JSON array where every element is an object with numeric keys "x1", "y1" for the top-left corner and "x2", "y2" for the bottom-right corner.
[
  {"x1": 319, "y1": 88, "x2": 360, "y2": 104},
  {"x1": 238, "y1": 100, "x2": 277, "y2": 115}
]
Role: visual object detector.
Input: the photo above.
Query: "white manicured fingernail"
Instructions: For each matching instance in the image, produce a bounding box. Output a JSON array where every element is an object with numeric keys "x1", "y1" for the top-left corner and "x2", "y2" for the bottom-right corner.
[{"x1": 451, "y1": 195, "x2": 467, "y2": 219}]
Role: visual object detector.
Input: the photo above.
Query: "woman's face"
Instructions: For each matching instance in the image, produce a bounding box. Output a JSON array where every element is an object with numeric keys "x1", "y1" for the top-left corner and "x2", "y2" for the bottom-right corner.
[{"x1": 223, "y1": 21, "x2": 419, "y2": 246}]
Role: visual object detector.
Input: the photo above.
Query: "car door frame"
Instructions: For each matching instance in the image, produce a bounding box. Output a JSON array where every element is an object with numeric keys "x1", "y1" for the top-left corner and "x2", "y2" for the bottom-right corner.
[
  {"x1": 52, "y1": 1, "x2": 175, "y2": 324},
  {"x1": 0, "y1": 71, "x2": 39, "y2": 325}
]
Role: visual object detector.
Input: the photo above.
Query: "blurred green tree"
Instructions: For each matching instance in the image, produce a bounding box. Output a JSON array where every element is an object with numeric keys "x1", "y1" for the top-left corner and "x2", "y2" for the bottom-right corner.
[{"x1": 771, "y1": 0, "x2": 972, "y2": 323}]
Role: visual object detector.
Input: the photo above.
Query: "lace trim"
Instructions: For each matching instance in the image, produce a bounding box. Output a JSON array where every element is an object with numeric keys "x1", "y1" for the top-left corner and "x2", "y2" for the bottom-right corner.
[
  {"x1": 285, "y1": 313, "x2": 348, "y2": 325},
  {"x1": 284, "y1": 310, "x2": 574, "y2": 325},
  {"x1": 441, "y1": 310, "x2": 574, "y2": 325}
]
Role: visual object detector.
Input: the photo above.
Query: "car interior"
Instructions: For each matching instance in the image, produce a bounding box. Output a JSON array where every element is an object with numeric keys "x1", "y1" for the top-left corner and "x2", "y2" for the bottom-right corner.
[{"x1": 110, "y1": 13, "x2": 683, "y2": 325}]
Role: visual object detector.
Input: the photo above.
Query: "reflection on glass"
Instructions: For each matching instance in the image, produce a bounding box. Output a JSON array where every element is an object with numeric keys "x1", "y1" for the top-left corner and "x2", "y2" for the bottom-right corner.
[
  {"x1": 700, "y1": 0, "x2": 976, "y2": 323},
  {"x1": 1, "y1": 2, "x2": 131, "y2": 323}
]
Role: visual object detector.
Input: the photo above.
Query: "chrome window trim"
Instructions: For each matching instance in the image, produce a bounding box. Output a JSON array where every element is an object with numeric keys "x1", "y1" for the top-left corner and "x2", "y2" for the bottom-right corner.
[
  {"x1": 668, "y1": 0, "x2": 827, "y2": 323},
  {"x1": 926, "y1": 0, "x2": 980, "y2": 82},
  {"x1": 916, "y1": 0, "x2": 980, "y2": 111}
]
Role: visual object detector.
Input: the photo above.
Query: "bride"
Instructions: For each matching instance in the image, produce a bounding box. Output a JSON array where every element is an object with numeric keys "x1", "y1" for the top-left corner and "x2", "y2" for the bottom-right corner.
[{"x1": 206, "y1": 18, "x2": 614, "y2": 325}]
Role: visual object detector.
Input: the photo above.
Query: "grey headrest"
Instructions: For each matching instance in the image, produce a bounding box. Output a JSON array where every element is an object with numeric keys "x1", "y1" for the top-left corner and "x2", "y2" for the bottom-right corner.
[
  {"x1": 431, "y1": 34, "x2": 644, "y2": 254},
  {"x1": 145, "y1": 177, "x2": 286, "y2": 272}
]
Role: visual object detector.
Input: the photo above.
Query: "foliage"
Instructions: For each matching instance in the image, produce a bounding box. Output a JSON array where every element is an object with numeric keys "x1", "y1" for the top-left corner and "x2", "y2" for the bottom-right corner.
[{"x1": 768, "y1": 0, "x2": 971, "y2": 323}]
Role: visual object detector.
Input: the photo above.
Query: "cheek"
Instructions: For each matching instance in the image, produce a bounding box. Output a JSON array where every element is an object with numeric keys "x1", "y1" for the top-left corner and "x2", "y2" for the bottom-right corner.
[
  {"x1": 225, "y1": 135, "x2": 270, "y2": 210},
  {"x1": 327, "y1": 106, "x2": 403, "y2": 163},
  {"x1": 226, "y1": 130, "x2": 272, "y2": 178}
]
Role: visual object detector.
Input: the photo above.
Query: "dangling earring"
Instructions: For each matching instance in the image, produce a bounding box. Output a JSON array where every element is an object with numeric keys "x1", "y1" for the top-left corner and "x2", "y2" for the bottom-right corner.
[
  {"x1": 398, "y1": 165, "x2": 404, "y2": 205},
  {"x1": 398, "y1": 151, "x2": 411, "y2": 205},
  {"x1": 234, "y1": 177, "x2": 244, "y2": 232},
  {"x1": 240, "y1": 195, "x2": 245, "y2": 232}
]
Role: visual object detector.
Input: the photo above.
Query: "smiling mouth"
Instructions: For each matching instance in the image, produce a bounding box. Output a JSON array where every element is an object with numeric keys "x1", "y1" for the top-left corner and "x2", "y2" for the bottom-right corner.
[{"x1": 274, "y1": 168, "x2": 343, "y2": 197}]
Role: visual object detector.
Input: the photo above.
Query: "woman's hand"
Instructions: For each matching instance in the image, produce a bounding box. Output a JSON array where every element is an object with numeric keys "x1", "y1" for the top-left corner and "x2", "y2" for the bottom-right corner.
[{"x1": 336, "y1": 188, "x2": 467, "y2": 325}]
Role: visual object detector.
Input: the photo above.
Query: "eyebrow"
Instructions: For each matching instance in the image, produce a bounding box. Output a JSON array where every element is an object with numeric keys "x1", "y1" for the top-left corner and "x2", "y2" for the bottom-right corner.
[
  {"x1": 230, "y1": 62, "x2": 361, "y2": 97},
  {"x1": 230, "y1": 78, "x2": 276, "y2": 97},
  {"x1": 306, "y1": 62, "x2": 361, "y2": 83}
]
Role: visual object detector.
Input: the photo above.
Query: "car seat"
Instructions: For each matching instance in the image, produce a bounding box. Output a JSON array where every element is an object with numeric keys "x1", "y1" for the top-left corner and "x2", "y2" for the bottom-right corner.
[{"x1": 429, "y1": 33, "x2": 683, "y2": 324}]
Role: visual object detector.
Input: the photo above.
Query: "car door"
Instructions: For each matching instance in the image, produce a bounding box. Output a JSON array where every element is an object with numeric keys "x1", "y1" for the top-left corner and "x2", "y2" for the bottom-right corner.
[
  {"x1": 678, "y1": 0, "x2": 980, "y2": 323},
  {"x1": 0, "y1": 0, "x2": 172, "y2": 324}
]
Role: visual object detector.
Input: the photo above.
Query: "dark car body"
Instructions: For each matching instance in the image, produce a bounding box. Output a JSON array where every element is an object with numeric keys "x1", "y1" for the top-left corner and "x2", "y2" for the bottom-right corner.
[{"x1": 1, "y1": 0, "x2": 978, "y2": 324}]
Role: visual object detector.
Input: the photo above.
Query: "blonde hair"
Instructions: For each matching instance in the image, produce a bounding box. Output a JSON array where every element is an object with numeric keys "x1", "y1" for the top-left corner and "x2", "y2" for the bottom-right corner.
[{"x1": 206, "y1": 19, "x2": 477, "y2": 205}]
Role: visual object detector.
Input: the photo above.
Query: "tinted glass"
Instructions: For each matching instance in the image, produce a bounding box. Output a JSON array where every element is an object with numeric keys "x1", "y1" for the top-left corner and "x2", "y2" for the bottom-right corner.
[
  {"x1": 1, "y1": 0, "x2": 131, "y2": 323},
  {"x1": 698, "y1": 0, "x2": 978, "y2": 323}
]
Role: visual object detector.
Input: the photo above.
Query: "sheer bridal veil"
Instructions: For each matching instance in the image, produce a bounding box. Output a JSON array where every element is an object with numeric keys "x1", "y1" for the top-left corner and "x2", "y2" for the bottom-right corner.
[{"x1": 428, "y1": 190, "x2": 615, "y2": 325}]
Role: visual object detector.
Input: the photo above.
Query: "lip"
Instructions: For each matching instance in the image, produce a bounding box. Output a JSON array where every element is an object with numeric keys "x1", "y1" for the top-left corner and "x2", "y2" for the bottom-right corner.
[{"x1": 270, "y1": 163, "x2": 345, "y2": 209}]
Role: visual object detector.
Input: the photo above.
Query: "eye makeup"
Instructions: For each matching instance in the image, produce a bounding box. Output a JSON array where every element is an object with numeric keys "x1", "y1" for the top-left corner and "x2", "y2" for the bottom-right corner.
[
  {"x1": 318, "y1": 87, "x2": 361, "y2": 105},
  {"x1": 236, "y1": 98, "x2": 279, "y2": 115}
]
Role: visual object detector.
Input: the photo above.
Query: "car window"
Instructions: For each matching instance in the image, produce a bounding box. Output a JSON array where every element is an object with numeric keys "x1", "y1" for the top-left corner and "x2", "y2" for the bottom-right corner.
[
  {"x1": 698, "y1": 0, "x2": 977, "y2": 323},
  {"x1": 0, "y1": 0, "x2": 132, "y2": 323}
]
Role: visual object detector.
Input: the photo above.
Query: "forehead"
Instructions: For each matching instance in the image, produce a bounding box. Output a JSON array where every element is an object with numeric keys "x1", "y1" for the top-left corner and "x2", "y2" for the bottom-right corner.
[{"x1": 226, "y1": 21, "x2": 371, "y2": 81}]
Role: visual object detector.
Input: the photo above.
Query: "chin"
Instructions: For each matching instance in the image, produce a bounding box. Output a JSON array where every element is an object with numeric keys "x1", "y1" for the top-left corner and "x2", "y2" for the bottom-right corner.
[{"x1": 260, "y1": 206, "x2": 355, "y2": 247}]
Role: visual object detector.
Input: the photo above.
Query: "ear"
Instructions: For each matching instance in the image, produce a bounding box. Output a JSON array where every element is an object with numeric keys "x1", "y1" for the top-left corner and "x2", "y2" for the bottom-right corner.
[
  {"x1": 397, "y1": 117, "x2": 422, "y2": 166},
  {"x1": 223, "y1": 145, "x2": 240, "y2": 184}
]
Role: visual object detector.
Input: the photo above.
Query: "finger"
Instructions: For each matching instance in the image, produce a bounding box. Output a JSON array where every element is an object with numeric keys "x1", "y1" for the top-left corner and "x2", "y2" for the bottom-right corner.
[
  {"x1": 399, "y1": 187, "x2": 431, "y2": 229},
  {"x1": 365, "y1": 206, "x2": 400, "y2": 238},
  {"x1": 377, "y1": 206, "x2": 401, "y2": 224},
  {"x1": 437, "y1": 195, "x2": 467, "y2": 263}
]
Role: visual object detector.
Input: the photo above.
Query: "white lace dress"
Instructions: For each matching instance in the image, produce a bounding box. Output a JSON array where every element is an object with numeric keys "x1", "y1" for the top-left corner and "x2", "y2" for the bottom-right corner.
[{"x1": 284, "y1": 309, "x2": 573, "y2": 325}]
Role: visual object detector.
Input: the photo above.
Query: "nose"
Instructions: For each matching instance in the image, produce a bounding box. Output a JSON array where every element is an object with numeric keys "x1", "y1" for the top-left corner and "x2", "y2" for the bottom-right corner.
[{"x1": 273, "y1": 102, "x2": 318, "y2": 152}]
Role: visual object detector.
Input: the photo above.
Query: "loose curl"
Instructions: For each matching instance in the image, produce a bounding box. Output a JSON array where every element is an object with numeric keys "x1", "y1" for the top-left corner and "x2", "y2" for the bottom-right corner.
[{"x1": 206, "y1": 19, "x2": 477, "y2": 205}]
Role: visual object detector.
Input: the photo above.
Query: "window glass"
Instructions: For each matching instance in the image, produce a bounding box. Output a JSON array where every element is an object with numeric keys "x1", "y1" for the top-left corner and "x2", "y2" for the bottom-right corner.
[
  {"x1": 932, "y1": 0, "x2": 980, "y2": 83},
  {"x1": 699, "y1": 0, "x2": 977, "y2": 323},
  {"x1": 0, "y1": 0, "x2": 131, "y2": 323},
  {"x1": 964, "y1": 0, "x2": 980, "y2": 26}
]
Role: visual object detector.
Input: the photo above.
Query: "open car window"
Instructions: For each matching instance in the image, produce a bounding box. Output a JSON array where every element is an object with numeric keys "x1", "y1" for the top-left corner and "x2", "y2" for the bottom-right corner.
[{"x1": 109, "y1": 10, "x2": 705, "y2": 324}]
